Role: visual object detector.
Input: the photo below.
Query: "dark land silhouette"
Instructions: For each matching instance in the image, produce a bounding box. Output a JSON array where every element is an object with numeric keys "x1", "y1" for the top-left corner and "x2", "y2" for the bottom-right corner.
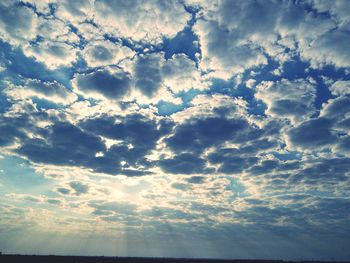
[{"x1": 0, "y1": 254, "x2": 348, "y2": 263}]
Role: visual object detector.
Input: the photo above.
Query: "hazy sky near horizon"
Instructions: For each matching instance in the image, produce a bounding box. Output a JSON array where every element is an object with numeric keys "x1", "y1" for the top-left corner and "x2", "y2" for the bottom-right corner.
[{"x1": 0, "y1": 0, "x2": 350, "y2": 260}]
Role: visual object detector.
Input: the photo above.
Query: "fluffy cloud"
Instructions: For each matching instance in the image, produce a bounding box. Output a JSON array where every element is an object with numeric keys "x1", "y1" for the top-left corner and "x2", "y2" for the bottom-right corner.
[
  {"x1": 194, "y1": 18, "x2": 268, "y2": 78},
  {"x1": 36, "y1": 18, "x2": 80, "y2": 44},
  {"x1": 192, "y1": 0, "x2": 344, "y2": 78},
  {"x1": 287, "y1": 117, "x2": 337, "y2": 150},
  {"x1": 300, "y1": 30, "x2": 350, "y2": 69},
  {"x1": 162, "y1": 54, "x2": 205, "y2": 92},
  {"x1": 0, "y1": 115, "x2": 28, "y2": 147},
  {"x1": 159, "y1": 153, "x2": 213, "y2": 175},
  {"x1": 0, "y1": 1, "x2": 38, "y2": 46},
  {"x1": 23, "y1": 41, "x2": 79, "y2": 70},
  {"x1": 286, "y1": 94, "x2": 350, "y2": 153},
  {"x1": 133, "y1": 53, "x2": 164, "y2": 97},
  {"x1": 311, "y1": 0, "x2": 350, "y2": 30},
  {"x1": 330, "y1": 80, "x2": 350, "y2": 96},
  {"x1": 4, "y1": 79, "x2": 77, "y2": 105},
  {"x1": 16, "y1": 121, "x2": 106, "y2": 168},
  {"x1": 55, "y1": 0, "x2": 93, "y2": 23},
  {"x1": 82, "y1": 40, "x2": 135, "y2": 68},
  {"x1": 255, "y1": 79, "x2": 317, "y2": 124},
  {"x1": 93, "y1": 0, "x2": 190, "y2": 44}
]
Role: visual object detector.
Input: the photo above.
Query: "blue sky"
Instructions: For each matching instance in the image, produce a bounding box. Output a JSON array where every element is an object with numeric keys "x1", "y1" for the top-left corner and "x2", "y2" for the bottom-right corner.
[{"x1": 0, "y1": 0, "x2": 350, "y2": 260}]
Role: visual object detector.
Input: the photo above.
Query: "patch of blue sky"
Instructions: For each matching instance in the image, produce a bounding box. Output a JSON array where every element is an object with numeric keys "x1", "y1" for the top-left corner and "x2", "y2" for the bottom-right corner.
[
  {"x1": 208, "y1": 77, "x2": 267, "y2": 116},
  {"x1": 308, "y1": 66, "x2": 349, "y2": 111},
  {"x1": 280, "y1": 56, "x2": 349, "y2": 111},
  {"x1": 248, "y1": 57, "x2": 281, "y2": 83},
  {"x1": 281, "y1": 57, "x2": 310, "y2": 80},
  {"x1": 156, "y1": 101, "x2": 185, "y2": 116},
  {"x1": 0, "y1": 91, "x2": 11, "y2": 114},
  {"x1": 31, "y1": 97, "x2": 62, "y2": 110},
  {"x1": 212, "y1": 54, "x2": 350, "y2": 117},
  {"x1": 19, "y1": 0, "x2": 56, "y2": 17},
  {"x1": 225, "y1": 178, "x2": 248, "y2": 199},
  {"x1": 179, "y1": 88, "x2": 202, "y2": 105},
  {"x1": 162, "y1": 26, "x2": 200, "y2": 61},
  {"x1": 0, "y1": 40, "x2": 74, "y2": 90},
  {"x1": 162, "y1": 4, "x2": 200, "y2": 61},
  {"x1": 156, "y1": 89, "x2": 202, "y2": 116},
  {"x1": 0, "y1": 155, "x2": 53, "y2": 196},
  {"x1": 158, "y1": 4, "x2": 200, "y2": 61},
  {"x1": 102, "y1": 6, "x2": 200, "y2": 63}
]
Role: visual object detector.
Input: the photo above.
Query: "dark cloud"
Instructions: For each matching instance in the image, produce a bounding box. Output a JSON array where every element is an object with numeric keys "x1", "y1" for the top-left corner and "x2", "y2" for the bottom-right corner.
[
  {"x1": 89, "y1": 45, "x2": 113, "y2": 62},
  {"x1": 0, "y1": 106, "x2": 55, "y2": 147},
  {"x1": 249, "y1": 160, "x2": 280, "y2": 175},
  {"x1": 0, "y1": 1, "x2": 38, "y2": 45},
  {"x1": 73, "y1": 68, "x2": 131, "y2": 99},
  {"x1": 336, "y1": 136, "x2": 350, "y2": 153},
  {"x1": 208, "y1": 148, "x2": 258, "y2": 174},
  {"x1": 166, "y1": 116, "x2": 261, "y2": 154},
  {"x1": 56, "y1": 187, "x2": 70, "y2": 195},
  {"x1": 232, "y1": 195, "x2": 346, "y2": 236},
  {"x1": 322, "y1": 95, "x2": 350, "y2": 120},
  {"x1": 13, "y1": 114, "x2": 169, "y2": 176},
  {"x1": 271, "y1": 99, "x2": 311, "y2": 116},
  {"x1": 288, "y1": 117, "x2": 337, "y2": 149},
  {"x1": 69, "y1": 181, "x2": 89, "y2": 195},
  {"x1": 337, "y1": 117, "x2": 350, "y2": 130},
  {"x1": 291, "y1": 157, "x2": 350, "y2": 184},
  {"x1": 186, "y1": 176, "x2": 206, "y2": 184},
  {"x1": 17, "y1": 121, "x2": 106, "y2": 167},
  {"x1": 134, "y1": 54, "x2": 163, "y2": 97},
  {"x1": 81, "y1": 114, "x2": 164, "y2": 150},
  {"x1": 0, "y1": 116, "x2": 28, "y2": 147},
  {"x1": 159, "y1": 153, "x2": 213, "y2": 175},
  {"x1": 80, "y1": 114, "x2": 171, "y2": 174}
]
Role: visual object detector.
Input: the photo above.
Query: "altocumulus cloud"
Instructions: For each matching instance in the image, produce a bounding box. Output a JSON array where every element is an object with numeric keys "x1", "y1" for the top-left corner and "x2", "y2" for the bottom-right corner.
[{"x1": 0, "y1": 0, "x2": 350, "y2": 260}]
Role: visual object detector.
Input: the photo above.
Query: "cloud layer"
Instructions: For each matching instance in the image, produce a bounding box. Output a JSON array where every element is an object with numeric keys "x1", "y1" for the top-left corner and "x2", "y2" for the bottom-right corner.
[{"x1": 0, "y1": 0, "x2": 349, "y2": 260}]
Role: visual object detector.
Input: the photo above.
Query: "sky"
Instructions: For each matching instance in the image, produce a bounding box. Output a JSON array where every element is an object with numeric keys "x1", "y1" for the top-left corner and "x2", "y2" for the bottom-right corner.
[{"x1": 0, "y1": 0, "x2": 350, "y2": 260}]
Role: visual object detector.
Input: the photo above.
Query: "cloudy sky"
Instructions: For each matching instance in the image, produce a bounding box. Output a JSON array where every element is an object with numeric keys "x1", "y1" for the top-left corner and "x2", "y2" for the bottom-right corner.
[{"x1": 0, "y1": 0, "x2": 350, "y2": 260}]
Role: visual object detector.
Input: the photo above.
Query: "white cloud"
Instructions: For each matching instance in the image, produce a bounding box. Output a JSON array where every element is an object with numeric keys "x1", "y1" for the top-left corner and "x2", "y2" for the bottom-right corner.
[
  {"x1": 0, "y1": 1, "x2": 38, "y2": 46},
  {"x1": 162, "y1": 54, "x2": 207, "y2": 93},
  {"x1": 74, "y1": 22, "x2": 104, "y2": 42},
  {"x1": 4, "y1": 79, "x2": 77, "y2": 105},
  {"x1": 23, "y1": 0, "x2": 53, "y2": 15},
  {"x1": 300, "y1": 30, "x2": 350, "y2": 69},
  {"x1": 23, "y1": 41, "x2": 79, "y2": 70},
  {"x1": 255, "y1": 79, "x2": 317, "y2": 124},
  {"x1": 93, "y1": 0, "x2": 190, "y2": 44},
  {"x1": 37, "y1": 17, "x2": 80, "y2": 44},
  {"x1": 246, "y1": 79, "x2": 256, "y2": 88},
  {"x1": 171, "y1": 93, "x2": 249, "y2": 123},
  {"x1": 311, "y1": 0, "x2": 350, "y2": 30},
  {"x1": 194, "y1": 19, "x2": 268, "y2": 78},
  {"x1": 330, "y1": 80, "x2": 350, "y2": 96},
  {"x1": 55, "y1": 0, "x2": 93, "y2": 24},
  {"x1": 192, "y1": 0, "x2": 339, "y2": 78},
  {"x1": 82, "y1": 40, "x2": 135, "y2": 68}
]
